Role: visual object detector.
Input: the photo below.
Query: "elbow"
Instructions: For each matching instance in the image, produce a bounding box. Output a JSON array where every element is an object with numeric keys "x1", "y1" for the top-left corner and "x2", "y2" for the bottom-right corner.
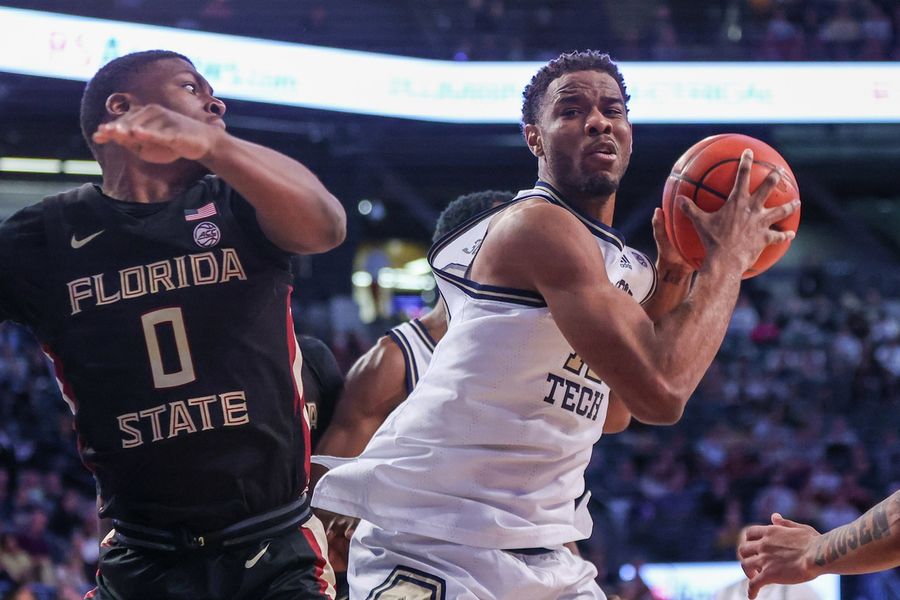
[
  {"x1": 318, "y1": 208, "x2": 347, "y2": 251},
  {"x1": 291, "y1": 202, "x2": 347, "y2": 254},
  {"x1": 311, "y1": 199, "x2": 347, "y2": 252},
  {"x1": 627, "y1": 379, "x2": 688, "y2": 425}
]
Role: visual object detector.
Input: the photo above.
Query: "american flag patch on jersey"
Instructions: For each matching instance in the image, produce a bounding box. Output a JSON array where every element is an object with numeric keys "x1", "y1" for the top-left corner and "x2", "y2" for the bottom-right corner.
[{"x1": 184, "y1": 202, "x2": 217, "y2": 221}]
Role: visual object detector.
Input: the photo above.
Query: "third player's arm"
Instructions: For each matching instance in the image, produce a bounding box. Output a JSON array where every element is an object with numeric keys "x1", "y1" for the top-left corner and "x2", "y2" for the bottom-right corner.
[
  {"x1": 739, "y1": 491, "x2": 900, "y2": 598},
  {"x1": 313, "y1": 336, "x2": 408, "y2": 460}
]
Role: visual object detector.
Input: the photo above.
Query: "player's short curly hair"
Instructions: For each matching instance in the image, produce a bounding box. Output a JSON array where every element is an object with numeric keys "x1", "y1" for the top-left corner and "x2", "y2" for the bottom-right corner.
[
  {"x1": 433, "y1": 190, "x2": 515, "y2": 242},
  {"x1": 521, "y1": 50, "x2": 630, "y2": 129},
  {"x1": 80, "y1": 50, "x2": 191, "y2": 153}
]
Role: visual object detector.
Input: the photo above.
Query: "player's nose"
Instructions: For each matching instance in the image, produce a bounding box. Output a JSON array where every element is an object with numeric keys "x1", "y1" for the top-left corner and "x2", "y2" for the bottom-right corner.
[
  {"x1": 207, "y1": 96, "x2": 227, "y2": 117},
  {"x1": 585, "y1": 107, "x2": 611, "y2": 135}
]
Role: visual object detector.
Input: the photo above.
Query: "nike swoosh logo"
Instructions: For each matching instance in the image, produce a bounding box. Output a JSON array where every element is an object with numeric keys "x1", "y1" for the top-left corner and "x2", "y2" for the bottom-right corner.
[
  {"x1": 244, "y1": 542, "x2": 270, "y2": 569},
  {"x1": 71, "y1": 230, "x2": 105, "y2": 249}
]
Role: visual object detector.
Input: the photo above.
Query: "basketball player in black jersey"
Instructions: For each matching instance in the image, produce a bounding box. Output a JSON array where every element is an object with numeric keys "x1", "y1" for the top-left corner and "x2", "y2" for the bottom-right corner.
[{"x1": 0, "y1": 50, "x2": 345, "y2": 598}]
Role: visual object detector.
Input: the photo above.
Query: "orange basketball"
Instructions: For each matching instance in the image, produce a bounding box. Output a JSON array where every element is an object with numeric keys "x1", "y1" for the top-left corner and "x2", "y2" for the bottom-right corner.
[{"x1": 661, "y1": 134, "x2": 801, "y2": 279}]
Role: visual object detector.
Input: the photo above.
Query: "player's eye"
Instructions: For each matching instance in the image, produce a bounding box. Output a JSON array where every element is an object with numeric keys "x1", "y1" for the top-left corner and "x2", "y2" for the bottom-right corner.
[{"x1": 183, "y1": 83, "x2": 198, "y2": 94}]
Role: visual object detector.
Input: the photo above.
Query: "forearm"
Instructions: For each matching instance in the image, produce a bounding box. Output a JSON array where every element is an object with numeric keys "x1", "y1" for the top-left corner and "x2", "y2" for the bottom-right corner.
[
  {"x1": 648, "y1": 254, "x2": 742, "y2": 406},
  {"x1": 808, "y1": 491, "x2": 900, "y2": 576},
  {"x1": 642, "y1": 261, "x2": 693, "y2": 322},
  {"x1": 201, "y1": 132, "x2": 345, "y2": 253},
  {"x1": 314, "y1": 418, "x2": 382, "y2": 459}
]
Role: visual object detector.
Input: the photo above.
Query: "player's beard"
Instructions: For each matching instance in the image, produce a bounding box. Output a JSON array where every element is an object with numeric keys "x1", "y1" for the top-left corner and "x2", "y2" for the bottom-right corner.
[{"x1": 577, "y1": 172, "x2": 620, "y2": 198}]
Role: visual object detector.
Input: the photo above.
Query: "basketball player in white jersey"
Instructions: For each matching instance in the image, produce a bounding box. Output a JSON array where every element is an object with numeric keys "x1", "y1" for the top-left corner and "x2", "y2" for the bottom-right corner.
[
  {"x1": 313, "y1": 50, "x2": 799, "y2": 599},
  {"x1": 313, "y1": 190, "x2": 513, "y2": 465},
  {"x1": 311, "y1": 190, "x2": 512, "y2": 591}
]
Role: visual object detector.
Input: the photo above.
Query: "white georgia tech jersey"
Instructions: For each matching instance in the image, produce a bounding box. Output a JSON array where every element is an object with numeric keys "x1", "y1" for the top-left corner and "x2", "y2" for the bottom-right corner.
[
  {"x1": 313, "y1": 182, "x2": 657, "y2": 549},
  {"x1": 386, "y1": 318, "x2": 436, "y2": 395}
]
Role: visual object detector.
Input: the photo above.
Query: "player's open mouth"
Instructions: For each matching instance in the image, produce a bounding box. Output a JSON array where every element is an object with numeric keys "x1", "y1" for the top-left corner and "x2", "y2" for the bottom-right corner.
[{"x1": 584, "y1": 141, "x2": 617, "y2": 161}]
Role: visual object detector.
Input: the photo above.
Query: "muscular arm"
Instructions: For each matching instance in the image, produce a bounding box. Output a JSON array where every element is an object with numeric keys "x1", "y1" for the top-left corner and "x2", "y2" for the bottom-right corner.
[
  {"x1": 471, "y1": 157, "x2": 795, "y2": 425},
  {"x1": 642, "y1": 207, "x2": 694, "y2": 323},
  {"x1": 739, "y1": 492, "x2": 900, "y2": 598},
  {"x1": 604, "y1": 207, "x2": 694, "y2": 431},
  {"x1": 200, "y1": 132, "x2": 345, "y2": 254},
  {"x1": 314, "y1": 336, "x2": 408, "y2": 459},
  {"x1": 94, "y1": 105, "x2": 345, "y2": 254}
]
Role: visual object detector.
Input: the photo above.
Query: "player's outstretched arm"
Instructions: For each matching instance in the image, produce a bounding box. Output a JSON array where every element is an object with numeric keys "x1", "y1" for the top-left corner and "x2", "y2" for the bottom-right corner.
[
  {"x1": 93, "y1": 104, "x2": 345, "y2": 254},
  {"x1": 313, "y1": 335, "x2": 408, "y2": 461},
  {"x1": 739, "y1": 491, "x2": 900, "y2": 599},
  {"x1": 475, "y1": 151, "x2": 797, "y2": 425}
]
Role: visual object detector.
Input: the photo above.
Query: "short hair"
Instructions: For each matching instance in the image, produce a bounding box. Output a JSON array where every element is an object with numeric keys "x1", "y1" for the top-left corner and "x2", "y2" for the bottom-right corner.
[
  {"x1": 521, "y1": 50, "x2": 630, "y2": 129},
  {"x1": 79, "y1": 50, "x2": 191, "y2": 153},
  {"x1": 433, "y1": 190, "x2": 514, "y2": 242}
]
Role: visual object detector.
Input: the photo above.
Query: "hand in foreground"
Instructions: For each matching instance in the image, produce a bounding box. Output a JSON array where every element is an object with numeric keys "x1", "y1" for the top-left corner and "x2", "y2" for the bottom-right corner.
[
  {"x1": 314, "y1": 508, "x2": 359, "y2": 573},
  {"x1": 678, "y1": 149, "x2": 799, "y2": 274},
  {"x1": 93, "y1": 104, "x2": 223, "y2": 164},
  {"x1": 738, "y1": 513, "x2": 820, "y2": 599}
]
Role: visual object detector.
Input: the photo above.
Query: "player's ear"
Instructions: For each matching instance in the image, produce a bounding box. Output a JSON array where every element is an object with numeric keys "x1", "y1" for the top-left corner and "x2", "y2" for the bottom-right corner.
[
  {"x1": 524, "y1": 124, "x2": 543, "y2": 158},
  {"x1": 105, "y1": 93, "x2": 133, "y2": 117}
]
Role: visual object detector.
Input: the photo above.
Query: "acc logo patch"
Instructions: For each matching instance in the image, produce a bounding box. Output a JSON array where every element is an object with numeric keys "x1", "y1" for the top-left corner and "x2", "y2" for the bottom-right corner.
[{"x1": 193, "y1": 222, "x2": 221, "y2": 248}]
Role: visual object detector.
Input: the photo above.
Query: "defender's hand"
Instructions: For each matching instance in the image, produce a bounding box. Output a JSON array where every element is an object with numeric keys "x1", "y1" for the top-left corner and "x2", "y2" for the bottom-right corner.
[
  {"x1": 93, "y1": 104, "x2": 223, "y2": 164},
  {"x1": 738, "y1": 513, "x2": 821, "y2": 599},
  {"x1": 314, "y1": 508, "x2": 358, "y2": 573},
  {"x1": 678, "y1": 149, "x2": 799, "y2": 274}
]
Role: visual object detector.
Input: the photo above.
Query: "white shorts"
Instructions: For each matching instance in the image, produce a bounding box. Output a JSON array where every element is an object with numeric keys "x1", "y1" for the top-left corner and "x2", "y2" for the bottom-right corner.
[{"x1": 347, "y1": 520, "x2": 606, "y2": 600}]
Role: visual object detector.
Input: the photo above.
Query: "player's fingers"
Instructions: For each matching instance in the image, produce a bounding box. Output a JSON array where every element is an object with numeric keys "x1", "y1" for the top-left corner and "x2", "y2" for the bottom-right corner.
[
  {"x1": 739, "y1": 554, "x2": 758, "y2": 578},
  {"x1": 738, "y1": 539, "x2": 758, "y2": 560},
  {"x1": 765, "y1": 228, "x2": 796, "y2": 246},
  {"x1": 748, "y1": 167, "x2": 782, "y2": 208},
  {"x1": 731, "y1": 149, "x2": 754, "y2": 199},
  {"x1": 762, "y1": 199, "x2": 800, "y2": 226},
  {"x1": 676, "y1": 195, "x2": 705, "y2": 226},
  {"x1": 742, "y1": 525, "x2": 766, "y2": 542},
  {"x1": 651, "y1": 207, "x2": 667, "y2": 238},
  {"x1": 747, "y1": 576, "x2": 763, "y2": 600}
]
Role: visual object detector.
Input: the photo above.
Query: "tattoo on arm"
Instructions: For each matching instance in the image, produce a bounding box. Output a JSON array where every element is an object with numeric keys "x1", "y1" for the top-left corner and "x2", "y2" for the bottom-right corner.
[{"x1": 814, "y1": 497, "x2": 894, "y2": 566}]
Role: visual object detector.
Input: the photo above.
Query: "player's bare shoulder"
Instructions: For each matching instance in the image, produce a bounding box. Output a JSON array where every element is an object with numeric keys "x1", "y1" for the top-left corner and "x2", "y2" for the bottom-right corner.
[{"x1": 473, "y1": 199, "x2": 604, "y2": 291}]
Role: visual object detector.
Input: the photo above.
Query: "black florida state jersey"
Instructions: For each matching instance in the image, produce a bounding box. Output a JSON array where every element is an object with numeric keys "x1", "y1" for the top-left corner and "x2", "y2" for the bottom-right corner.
[{"x1": 0, "y1": 176, "x2": 311, "y2": 531}]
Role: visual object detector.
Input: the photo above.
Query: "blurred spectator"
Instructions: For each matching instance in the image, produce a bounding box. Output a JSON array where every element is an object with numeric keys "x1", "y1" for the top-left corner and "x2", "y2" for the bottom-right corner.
[
  {"x1": 0, "y1": 534, "x2": 33, "y2": 584},
  {"x1": 819, "y1": 1, "x2": 861, "y2": 59},
  {"x1": 856, "y1": 565, "x2": 900, "y2": 600}
]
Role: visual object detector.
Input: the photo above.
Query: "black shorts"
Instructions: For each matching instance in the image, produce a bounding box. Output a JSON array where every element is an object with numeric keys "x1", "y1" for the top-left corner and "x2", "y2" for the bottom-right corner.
[{"x1": 87, "y1": 516, "x2": 335, "y2": 600}]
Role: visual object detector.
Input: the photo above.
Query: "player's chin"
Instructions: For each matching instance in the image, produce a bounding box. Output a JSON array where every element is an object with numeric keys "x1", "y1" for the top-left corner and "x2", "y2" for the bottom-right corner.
[{"x1": 579, "y1": 172, "x2": 620, "y2": 197}]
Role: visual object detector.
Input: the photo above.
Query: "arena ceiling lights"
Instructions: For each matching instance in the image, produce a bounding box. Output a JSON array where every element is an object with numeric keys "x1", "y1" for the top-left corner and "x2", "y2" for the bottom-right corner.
[{"x1": 1, "y1": 6, "x2": 898, "y2": 124}]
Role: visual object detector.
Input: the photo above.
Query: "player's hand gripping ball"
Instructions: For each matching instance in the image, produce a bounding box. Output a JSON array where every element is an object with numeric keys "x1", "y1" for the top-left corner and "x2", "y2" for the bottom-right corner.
[{"x1": 662, "y1": 133, "x2": 801, "y2": 279}]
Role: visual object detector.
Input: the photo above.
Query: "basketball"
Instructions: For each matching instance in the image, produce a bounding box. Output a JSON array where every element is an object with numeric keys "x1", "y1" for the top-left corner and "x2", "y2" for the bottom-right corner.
[{"x1": 661, "y1": 134, "x2": 801, "y2": 279}]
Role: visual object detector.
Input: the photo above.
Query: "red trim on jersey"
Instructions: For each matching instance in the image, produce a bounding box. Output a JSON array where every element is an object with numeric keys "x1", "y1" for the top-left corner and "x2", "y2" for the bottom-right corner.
[
  {"x1": 41, "y1": 344, "x2": 78, "y2": 413},
  {"x1": 285, "y1": 290, "x2": 312, "y2": 479},
  {"x1": 84, "y1": 586, "x2": 97, "y2": 599},
  {"x1": 301, "y1": 524, "x2": 330, "y2": 597}
]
